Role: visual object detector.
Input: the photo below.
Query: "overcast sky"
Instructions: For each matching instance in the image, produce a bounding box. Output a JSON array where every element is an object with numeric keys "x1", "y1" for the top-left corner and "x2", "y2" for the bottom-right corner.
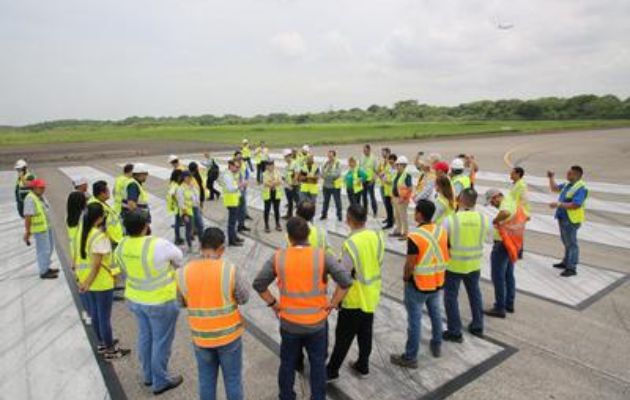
[{"x1": 1, "y1": 0, "x2": 628, "y2": 125}]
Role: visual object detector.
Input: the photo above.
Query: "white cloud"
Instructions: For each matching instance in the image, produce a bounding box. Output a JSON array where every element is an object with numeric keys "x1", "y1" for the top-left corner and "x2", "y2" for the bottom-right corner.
[{"x1": 269, "y1": 32, "x2": 307, "y2": 59}]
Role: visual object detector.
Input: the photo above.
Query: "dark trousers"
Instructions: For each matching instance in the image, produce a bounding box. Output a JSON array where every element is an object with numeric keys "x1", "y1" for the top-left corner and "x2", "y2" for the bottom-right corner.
[
  {"x1": 491, "y1": 242, "x2": 515, "y2": 312},
  {"x1": 183, "y1": 214, "x2": 193, "y2": 247},
  {"x1": 237, "y1": 191, "x2": 246, "y2": 228},
  {"x1": 256, "y1": 163, "x2": 266, "y2": 184},
  {"x1": 227, "y1": 206, "x2": 239, "y2": 243},
  {"x1": 321, "y1": 188, "x2": 342, "y2": 221},
  {"x1": 279, "y1": 327, "x2": 327, "y2": 400},
  {"x1": 383, "y1": 195, "x2": 394, "y2": 226},
  {"x1": 86, "y1": 289, "x2": 115, "y2": 347},
  {"x1": 207, "y1": 178, "x2": 220, "y2": 200},
  {"x1": 244, "y1": 157, "x2": 253, "y2": 173},
  {"x1": 264, "y1": 198, "x2": 281, "y2": 228},
  {"x1": 346, "y1": 189, "x2": 361, "y2": 206},
  {"x1": 361, "y1": 181, "x2": 378, "y2": 216},
  {"x1": 327, "y1": 308, "x2": 374, "y2": 374},
  {"x1": 444, "y1": 270, "x2": 483, "y2": 336},
  {"x1": 284, "y1": 187, "x2": 298, "y2": 217},
  {"x1": 174, "y1": 214, "x2": 182, "y2": 242}
]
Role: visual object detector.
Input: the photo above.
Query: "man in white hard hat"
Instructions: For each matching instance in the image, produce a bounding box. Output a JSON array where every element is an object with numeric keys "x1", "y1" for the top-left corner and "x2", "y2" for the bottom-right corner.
[
  {"x1": 122, "y1": 163, "x2": 152, "y2": 226},
  {"x1": 72, "y1": 176, "x2": 90, "y2": 198},
  {"x1": 14, "y1": 159, "x2": 36, "y2": 218},
  {"x1": 450, "y1": 158, "x2": 471, "y2": 197},
  {"x1": 168, "y1": 155, "x2": 184, "y2": 171}
]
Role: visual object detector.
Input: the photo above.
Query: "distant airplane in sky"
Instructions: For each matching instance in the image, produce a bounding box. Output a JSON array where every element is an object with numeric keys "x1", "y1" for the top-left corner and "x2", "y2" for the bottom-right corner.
[{"x1": 493, "y1": 16, "x2": 515, "y2": 30}]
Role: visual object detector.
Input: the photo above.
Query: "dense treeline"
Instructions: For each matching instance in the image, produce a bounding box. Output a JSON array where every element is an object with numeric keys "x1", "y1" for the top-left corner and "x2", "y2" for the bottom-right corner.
[{"x1": 16, "y1": 94, "x2": 630, "y2": 132}]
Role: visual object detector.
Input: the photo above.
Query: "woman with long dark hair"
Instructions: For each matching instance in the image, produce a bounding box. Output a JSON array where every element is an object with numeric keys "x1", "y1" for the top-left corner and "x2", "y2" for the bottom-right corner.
[
  {"x1": 433, "y1": 175, "x2": 456, "y2": 225},
  {"x1": 66, "y1": 191, "x2": 89, "y2": 321},
  {"x1": 76, "y1": 202, "x2": 130, "y2": 359}
]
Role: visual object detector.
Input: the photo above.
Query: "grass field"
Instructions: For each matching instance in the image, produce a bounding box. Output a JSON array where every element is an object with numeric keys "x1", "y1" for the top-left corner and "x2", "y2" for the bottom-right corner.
[{"x1": 1, "y1": 120, "x2": 629, "y2": 148}]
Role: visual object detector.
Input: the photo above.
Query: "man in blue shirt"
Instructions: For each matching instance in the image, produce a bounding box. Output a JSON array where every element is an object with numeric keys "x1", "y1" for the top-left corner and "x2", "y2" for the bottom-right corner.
[{"x1": 547, "y1": 165, "x2": 588, "y2": 277}]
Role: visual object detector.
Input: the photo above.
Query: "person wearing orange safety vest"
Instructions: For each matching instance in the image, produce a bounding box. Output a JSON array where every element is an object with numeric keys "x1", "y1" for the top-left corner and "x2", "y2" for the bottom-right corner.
[
  {"x1": 253, "y1": 217, "x2": 352, "y2": 400},
  {"x1": 548, "y1": 165, "x2": 589, "y2": 277},
  {"x1": 177, "y1": 227, "x2": 249, "y2": 400},
  {"x1": 391, "y1": 200, "x2": 448, "y2": 369}
]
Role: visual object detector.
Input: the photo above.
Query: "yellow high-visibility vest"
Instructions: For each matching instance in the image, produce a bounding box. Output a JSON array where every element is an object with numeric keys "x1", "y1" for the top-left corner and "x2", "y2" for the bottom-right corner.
[
  {"x1": 74, "y1": 226, "x2": 120, "y2": 291},
  {"x1": 342, "y1": 229, "x2": 384, "y2": 312},
  {"x1": 26, "y1": 192, "x2": 49, "y2": 233},
  {"x1": 565, "y1": 180, "x2": 588, "y2": 224},
  {"x1": 446, "y1": 211, "x2": 489, "y2": 274}
]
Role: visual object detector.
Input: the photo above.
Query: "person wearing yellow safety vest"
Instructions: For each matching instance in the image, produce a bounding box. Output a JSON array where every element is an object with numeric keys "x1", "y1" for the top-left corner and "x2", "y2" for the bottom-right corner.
[
  {"x1": 390, "y1": 200, "x2": 447, "y2": 369},
  {"x1": 14, "y1": 159, "x2": 36, "y2": 218},
  {"x1": 391, "y1": 156, "x2": 413, "y2": 240},
  {"x1": 450, "y1": 158, "x2": 471, "y2": 197},
  {"x1": 254, "y1": 141, "x2": 269, "y2": 184},
  {"x1": 253, "y1": 217, "x2": 352, "y2": 400},
  {"x1": 345, "y1": 157, "x2": 366, "y2": 206},
  {"x1": 320, "y1": 150, "x2": 344, "y2": 222},
  {"x1": 359, "y1": 144, "x2": 378, "y2": 217},
  {"x1": 509, "y1": 166, "x2": 529, "y2": 259},
  {"x1": 122, "y1": 163, "x2": 151, "y2": 224},
  {"x1": 433, "y1": 175, "x2": 456, "y2": 226},
  {"x1": 376, "y1": 148, "x2": 391, "y2": 222},
  {"x1": 547, "y1": 165, "x2": 589, "y2": 277},
  {"x1": 177, "y1": 171, "x2": 204, "y2": 253},
  {"x1": 66, "y1": 190, "x2": 89, "y2": 321},
  {"x1": 113, "y1": 163, "x2": 134, "y2": 215},
  {"x1": 167, "y1": 169, "x2": 185, "y2": 245},
  {"x1": 282, "y1": 149, "x2": 300, "y2": 219},
  {"x1": 221, "y1": 160, "x2": 244, "y2": 247},
  {"x1": 241, "y1": 138, "x2": 254, "y2": 173},
  {"x1": 177, "y1": 227, "x2": 249, "y2": 400},
  {"x1": 76, "y1": 203, "x2": 131, "y2": 360},
  {"x1": 442, "y1": 189, "x2": 492, "y2": 342},
  {"x1": 483, "y1": 189, "x2": 517, "y2": 319},
  {"x1": 23, "y1": 179, "x2": 59, "y2": 279},
  {"x1": 114, "y1": 211, "x2": 185, "y2": 395},
  {"x1": 289, "y1": 200, "x2": 333, "y2": 255},
  {"x1": 262, "y1": 161, "x2": 284, "y2": 233},
  {"x1": 299, "y1": 155, "x2": 320, "y2": 204},
  {"x1": 378, "y1": 153, "x2": 397, "y2": 229},
  {"x1": 88, "y1": 180, "x2": 124, "y2": 246},
  {"x1": 327, "y1": 204, "x2": 384, "y2": 380},
  {"x1": 296, "y1": 145, "x2": 310, "y2": 169},
  {"x1": 458, "y1": 153, "x2": 479, "y2": 187}
]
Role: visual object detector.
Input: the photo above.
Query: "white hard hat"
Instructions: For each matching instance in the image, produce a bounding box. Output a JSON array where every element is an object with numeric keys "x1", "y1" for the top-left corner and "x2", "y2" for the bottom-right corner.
[
  {"x1": 396, "y1": 155, "x2": 409, "y2": 164},
  {"x1": 133, "y1": 163, "x2": 150, "y2": 174},
  {"x1": 72, "y1": 176, "x2": 88, "y2": 188},
  {"x1": 302, "y1": 145, "x2": 310, "y2": 152},
  {"x1": 242, "y1": 139, "x2": 249, "y2": 144},
  {"x1": 14, "y1": 159, "x2": 27, "y2": 169},
  {"x1": 168, "y1": 154, "x2": 179, "y2": 163},
  {"x1": 450, "y1": 158, "x2": 465, "y2": 170},
  {"x1": 283, "y1": 148, "x2": 292, "y2": 157}
]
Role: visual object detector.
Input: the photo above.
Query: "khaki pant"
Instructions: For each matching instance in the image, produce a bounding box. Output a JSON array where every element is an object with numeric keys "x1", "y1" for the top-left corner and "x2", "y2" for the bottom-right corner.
[{"x1": 393, "y1": 198, "x2": 409, "y2": 235}]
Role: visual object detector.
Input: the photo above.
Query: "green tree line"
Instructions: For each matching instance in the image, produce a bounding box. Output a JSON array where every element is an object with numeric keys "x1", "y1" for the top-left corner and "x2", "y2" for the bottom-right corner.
[{"x1": 14, "y1": 94, "x2": 630, "y2": 132}]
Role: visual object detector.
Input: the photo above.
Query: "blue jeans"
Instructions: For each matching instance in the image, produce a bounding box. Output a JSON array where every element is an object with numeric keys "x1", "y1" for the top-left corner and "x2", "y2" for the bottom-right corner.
[
  {"x1": 558, "y1": 218, "x2": 580, "y2": 270},
  {"x1": 444, "y1": 270, "x2": 483, "y2": 336},
  {"x1": 33, "y1": 229, "x2": 54, "y2": 275},
  {"x1": 403, "y1": 282, "x2": 442, "y2": 360},
  {"x1": 361, "y1": 181, "x2": 378, "y2": 216},
  {"x1": 193, "y1": 207, "x2": 204, "y2": 238},
  {"x1": 279, "y1": 327, "x2": 327, "y2": 400},
  {"x1": 86, "y1": 290, "x2": 114, "y2": 347},
  {"x1": 490, "y1": 242, "x2": 515, "y2": 312},
  {"x1": 227, "y1": 207, "x2": 239, "y2": 243},
  {"x1": 194, "y1": 338, "x2": 243, "y2": 400},
  {"x1": 128, "y1": 300, "x2": 180, "y2": 391},
  {"x1": 299, "y1": 191, "x2": 317, "y2": 205},
  {"x1": 174, "y1": 214, "x2": 182, "y2": 242}
]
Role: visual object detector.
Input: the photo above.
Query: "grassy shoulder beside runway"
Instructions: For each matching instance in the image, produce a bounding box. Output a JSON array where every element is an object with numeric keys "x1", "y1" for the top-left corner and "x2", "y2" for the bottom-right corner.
[{"x1": 1, "y1": 119, "x2": 630, "y2": 148}]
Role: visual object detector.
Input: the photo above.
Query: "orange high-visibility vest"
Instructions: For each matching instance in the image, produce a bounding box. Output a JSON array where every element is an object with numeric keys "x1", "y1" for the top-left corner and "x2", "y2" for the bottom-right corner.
[
  {"x1": 407, "y1": 224, "x2": 449, "y2": 291},
  {"x1": 274, "y1": 247, "x2": 327, "y2": 325},
  {"x1": 178, "y1": 259, "x2": 244, "y2": 348},
  {"x1": 498, "y1": 205, "x2": 528, "y2": 263}
]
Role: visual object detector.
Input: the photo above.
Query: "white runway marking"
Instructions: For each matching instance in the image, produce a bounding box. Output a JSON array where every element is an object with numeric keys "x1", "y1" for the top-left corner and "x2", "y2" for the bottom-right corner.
[
  {"x1": 0, "y1": 171, "x2": 108, "y2": 400},
  {"x1": 59, "y1": 165, "x2": 506, "y2": 398}
]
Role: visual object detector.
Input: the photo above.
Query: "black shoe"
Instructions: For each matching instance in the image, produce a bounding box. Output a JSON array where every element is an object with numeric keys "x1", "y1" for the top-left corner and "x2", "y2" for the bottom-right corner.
[
  {"x1": 264, "y1": 227, "x2": 271, "y2": 233},
  {"x1": 326, "y1": 368, "x2": 339, "y2": 382},
  {"x1": 48, "y1": 267, "x2": 59, "y2": 273},
  {"x1": 381, "y1": 218, "x2": 388, "y2": 224},
  {"x1": 382, "y1": 224, "x2": 394, "y2": 230},
  {"x1": 320, "y1": 216, "x2": 327, "y2": 221},
  {"x1": 553, "y1": 262, "x2": 567, "y2": 269},
  {"x1": 104, "y1": 346, "x2": 131, "y2": 360},
  {"x1": 235, "y1": 237, "x2": 244, "y2": 243},
  {"x1": 390, "y1": 354, "x2": 418, "y2": 369},
  {"x1": 389, "y1": 232, "x2": 401, "y2": 237},
  {"x1": 468, "y1": 325, "x2": 484, "y2": 338},
  {"x1": 560, "y1": 269, "x2": 577, "y2": 277},
  {"x1": 245, "y1": 215, "x2": 253, "y2": 220},
  {"x1": 238, "y1": 226, "x2": 251, "y2": 232},
  {"x1": 430, "y1": 342, "x2": 441, "y2": 358},
  {"x1": 484, "y1": 309, "x2": 506, "y2": 319},
  {"x1": 442, "y1": 331, "x2": 463, "y2": 343},
  {"x1": 350, "y1": 361, "x2": 369, "y2": 379},
  {"x1": 506, "y1": 306, "x2": 515, "y2": 313},
  {"x1": 275, "y1": 226, "x2": 282, "y2": 232},
  {"x1": 228, "y1": 242, "x2": 243, "y2": 247},
  {"x1": 153, "y1": 375, "x2": 183, "y2": 395},
  {"x1": 98, "y1": 339, "x2": 119, "y2": 354},
  {"x1": 281, "y1": 215, "x2": 290, "y2": 220},
  {"x1": 174, "y1": 238, "x2": 185, "y2": 246},
  {"x1": 40, "y1": 270, "x2": 59, "y2": 279}
]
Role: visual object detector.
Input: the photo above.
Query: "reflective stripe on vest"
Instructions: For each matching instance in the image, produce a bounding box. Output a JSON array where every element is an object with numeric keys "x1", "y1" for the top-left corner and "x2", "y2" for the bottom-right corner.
[
  {"x1": 300, "y1": 164, "x2": 319, "y2": 194},
  {"x1": 87, "y1": 197, "x2": 123, "y2": 244},
  {"x1": 74, "y1": 227, "x2": 118, "y2": 290},
  {"x1": 564, "y1": 179, "x2": 588, "y2": 224},
  {"x1": 360, "y1": 155, "x2": 375, "y2": 181},
  {"x1": 26, "y1": 192, "x2": 49, "y2": 233},
  {"x1": 350, "y1": 168, "x2": 363, "y2": 193},
  {"x1": 452, "y1": 174, "x2": 471, "y2": 195},
  {"x1": 274, "y1": 247, "x2": 327, "y2": 325},
  {"x1": 181, "y1": 259, "x2": 244, "y2": 347},
  {"x1": 115, "y1": 236, "x2": 176, "y2": 304},
  {"x1": 447, "y1": 211, "x2": 489, "y2": 274},
  {"x1": 122, "y1": 180, "x2": 148, "y2": 210},
  {"x1": 408, "y1": 225, "x2": 449, "y2": 291},
  {"x1": 342, "y1": 229, "x2": 384, "y2": 312}
]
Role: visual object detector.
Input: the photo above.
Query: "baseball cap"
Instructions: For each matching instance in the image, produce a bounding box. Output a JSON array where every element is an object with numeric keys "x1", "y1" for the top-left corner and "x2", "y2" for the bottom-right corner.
[
  {"x1": 29, "y1": 178, "x2": 46, "y2": 188},
  {"x1": 433, "y1": 161, "x2": 449, "y2": 174},
  {"x1": 450, "y1": 158, "x2": 465, "y2": 170},
  {"x1": 396, "y1": 155, "x2": 409, "y2": 164},
  {"x1": 168, "y1": 155, "x2": 179, "y2": 163},
  {"x1": 484, "y1": 188, "x2": 503, "y2": 205},
  {"x1": 72, "y1": 176, "x2": 88, "y2": 187}
]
